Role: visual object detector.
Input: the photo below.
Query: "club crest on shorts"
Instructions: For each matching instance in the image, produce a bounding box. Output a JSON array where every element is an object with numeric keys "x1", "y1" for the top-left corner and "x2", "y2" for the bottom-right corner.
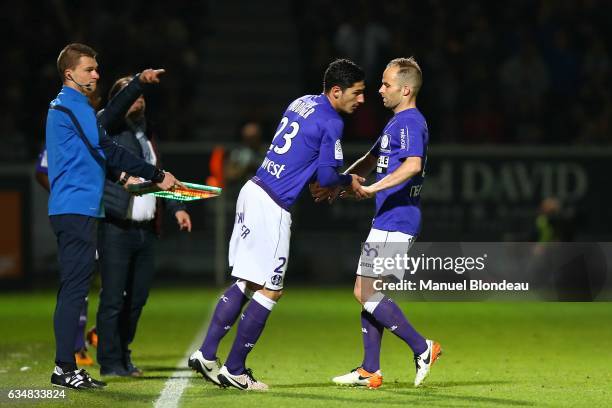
[{"x1": 270, "y1": 274, "x2": 283, "y2": 286}]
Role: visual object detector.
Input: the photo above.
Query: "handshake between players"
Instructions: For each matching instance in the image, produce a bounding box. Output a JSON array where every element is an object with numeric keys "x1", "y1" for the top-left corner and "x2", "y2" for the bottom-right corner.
[{"x1": 309, "y1": 175, "x2": 371, "y2": 203}]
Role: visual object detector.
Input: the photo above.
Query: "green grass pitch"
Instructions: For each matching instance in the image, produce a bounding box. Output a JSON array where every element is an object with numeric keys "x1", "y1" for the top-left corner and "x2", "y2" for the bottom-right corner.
[{"x1": 0, "y1": 288, "x2": 610, "y2": 407}]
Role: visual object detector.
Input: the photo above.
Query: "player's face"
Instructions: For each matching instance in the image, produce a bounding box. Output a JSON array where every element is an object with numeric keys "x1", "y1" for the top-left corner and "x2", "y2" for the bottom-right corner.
[
  {"x1": 379, "y1": 66, "x2": 405, "y2": 111},
  {"x1": 66, "y1": 56, "x2": 100, "y2": 94},
  {"x1": 337, "y1": 80, "x2": 365, "y2": 114}
]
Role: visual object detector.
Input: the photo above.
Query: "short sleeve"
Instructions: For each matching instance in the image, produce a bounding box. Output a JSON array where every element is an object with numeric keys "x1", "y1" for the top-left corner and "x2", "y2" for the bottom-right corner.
[
  {"x1": 318, "y1": 118, "x2": 344, "y2": 167},
  {"x1": 397, "y1": 119, "x2": 425, "y2": 159}
]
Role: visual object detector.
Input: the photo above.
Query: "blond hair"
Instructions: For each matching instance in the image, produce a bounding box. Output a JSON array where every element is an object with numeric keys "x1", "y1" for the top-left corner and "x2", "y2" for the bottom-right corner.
[{"x1": 387, "y1": 57, "x2": 422, "y2": 96}]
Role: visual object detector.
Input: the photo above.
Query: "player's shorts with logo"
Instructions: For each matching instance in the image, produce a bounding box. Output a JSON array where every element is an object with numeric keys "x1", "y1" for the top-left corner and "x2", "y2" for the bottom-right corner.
[
  {"x1": 229, "y1": 179, "x2": 291, "y2": 290},
  {"x1": 356, "y1": 228, "x2": 415, "y2": 279}
]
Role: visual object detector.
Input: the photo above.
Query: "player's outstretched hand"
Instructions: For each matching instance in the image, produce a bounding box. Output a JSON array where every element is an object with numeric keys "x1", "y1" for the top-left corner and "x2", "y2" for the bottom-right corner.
[
  {"x1": 347, "y1": 174, "x2": 367, "y2": 198},
  {"x1": 355, "y1": 184, "x2": 376, "y2": 199},
  {"x1": 339, "y1": 174, "x2": 366, "y2": 200},
  {"x1": 309, "y1": 182, "x2": 340, "y2": 204},
  {"x1": 156, "y1": 171, "x2": 185, "y2": 191},
  {"x1": 139, "y1": 68, "x2": 166, "y2": 84}
]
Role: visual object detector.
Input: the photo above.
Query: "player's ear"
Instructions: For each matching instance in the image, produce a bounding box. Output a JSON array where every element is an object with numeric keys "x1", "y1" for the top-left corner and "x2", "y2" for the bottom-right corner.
[
  {"x1": 403, "y1": 85, "x2": 411, "y2": 97},
  {"x1": 332, "y1": 85, "x2": 342, "y2": 100}
]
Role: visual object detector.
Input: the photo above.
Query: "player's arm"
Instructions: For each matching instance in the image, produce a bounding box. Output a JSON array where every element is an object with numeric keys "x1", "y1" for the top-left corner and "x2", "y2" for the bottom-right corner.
[
  {"x1": 311, "y1": 149, "x2": 377, "y2": 202},
  {"x1": 317, "y1": 166, "x2": 351, "y2": 187},
  {"x1": 310, "y1": 153, "x2": 373, "y2": 202},
  {"x1": 100, "y1": 134, "x2": 182, "y2": 191},
  {"x1": 310, "y1": 118, "x2": 365, "y2": 202},
  {"x1": 97, "y1": 69, "x2": 165, "y2": 132},
  {"x1": 356, "y1": 156, "x2": 422, "y2": 199}
]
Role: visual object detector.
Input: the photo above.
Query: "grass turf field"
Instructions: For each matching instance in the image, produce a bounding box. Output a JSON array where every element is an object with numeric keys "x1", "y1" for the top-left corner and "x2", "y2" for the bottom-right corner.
[{"x1": 0, "y1": 288, "x2": 610, "y2": 407}]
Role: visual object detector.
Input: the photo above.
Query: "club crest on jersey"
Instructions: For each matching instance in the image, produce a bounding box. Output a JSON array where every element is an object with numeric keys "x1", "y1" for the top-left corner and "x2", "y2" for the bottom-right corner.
[
  {"x1": 381, "y1": 134, "x2": 390, "y2": 149},
  {"x1": 334, "y1": 139, "x2": 343, "y2": 160},
  {"x1": 380, "y1": 134, "x2": 391, "y2": 153}
]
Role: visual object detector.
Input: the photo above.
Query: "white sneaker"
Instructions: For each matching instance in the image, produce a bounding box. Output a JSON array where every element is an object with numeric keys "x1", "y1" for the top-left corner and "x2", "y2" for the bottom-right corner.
[
  {"x1": 332, "y1": 367, "x2": 383, "y2": 389},
  {"x1": 414, "y1": 339, "x2": 442, "y2": 387},
  {"x1": 217, "y1": 365, "x2": 268, "y2": 391},
  {"x1": 188, "y1": 350, "x2": 222, "y2": 386}
]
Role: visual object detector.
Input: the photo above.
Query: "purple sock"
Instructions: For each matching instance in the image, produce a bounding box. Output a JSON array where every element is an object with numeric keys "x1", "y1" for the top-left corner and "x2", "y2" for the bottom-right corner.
[
  {"x1": 361, "y1": 310, "x2": 384, "y2": 372},
  {"x1": 371, "y1": 296, "x2": 427, "y2": 355},
  {"x1": 224, "y1": 295, "x2": 272, "y2": 375},
  {"x1": 200, "y1": 283, "x2": 249, "y2": 360},
  {"x1": 74, "y1": 298, "x2": 87, "y2": 351}
]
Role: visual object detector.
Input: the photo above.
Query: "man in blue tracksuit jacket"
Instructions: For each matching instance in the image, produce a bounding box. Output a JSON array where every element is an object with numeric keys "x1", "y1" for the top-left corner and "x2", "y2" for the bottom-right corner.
[{"x1": 45, "y1": 43, "x2": 180, "y2": 389}]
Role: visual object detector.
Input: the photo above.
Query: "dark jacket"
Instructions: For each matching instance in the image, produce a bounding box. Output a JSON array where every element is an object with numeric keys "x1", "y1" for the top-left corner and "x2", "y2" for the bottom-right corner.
[{"x1": 97, "y1": 78, "x2": 185, "y2": 234}]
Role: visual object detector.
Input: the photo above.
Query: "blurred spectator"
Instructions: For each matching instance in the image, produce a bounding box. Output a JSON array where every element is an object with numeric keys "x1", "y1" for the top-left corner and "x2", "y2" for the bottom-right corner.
[
  {"x1": 2, "y1": 0, "x2": 612, "y2": 160},
  {"x1": 499, "y1": 43, "x2": 549, "y2": 113},
  {"x1": 293, "y1": 0, "x2": 612, "y2": 146},
  {"x1": 533, "y1": 197, "x2": 576, "y2": 242},
  {"x1": 224, "y1": 121, "x2": 268, "y2": 187}
]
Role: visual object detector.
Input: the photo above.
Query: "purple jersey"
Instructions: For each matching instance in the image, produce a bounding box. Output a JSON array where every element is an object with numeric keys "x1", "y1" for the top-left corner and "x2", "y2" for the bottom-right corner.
[
  {"x1": 255, "y1": 94, "x2": 344, "y2": 208},
  {"x1": 369, "y1": 108, "x2": 429, "y2": 235},
  {"x1": 36, "y1": 149, "x2": 48, "y2": 175}
]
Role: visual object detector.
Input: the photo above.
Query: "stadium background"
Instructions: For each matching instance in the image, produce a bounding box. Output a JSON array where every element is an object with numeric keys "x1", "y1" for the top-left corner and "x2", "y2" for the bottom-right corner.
[{"x1": 1, "y1": 0, "x2": 611, "y2": 286}]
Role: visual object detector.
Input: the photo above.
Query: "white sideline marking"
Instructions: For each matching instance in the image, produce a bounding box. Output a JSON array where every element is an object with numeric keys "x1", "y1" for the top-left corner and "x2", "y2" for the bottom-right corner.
[{"x1": 153, "y1": 321, "x2": 209, "y2": 408}]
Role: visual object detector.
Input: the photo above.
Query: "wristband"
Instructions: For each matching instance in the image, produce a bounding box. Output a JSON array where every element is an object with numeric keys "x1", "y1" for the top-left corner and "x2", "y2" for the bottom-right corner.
[
  {"x1": 151, "y1": 168, "x2": 165, "y2": 183},
  {"x1": 340, "y1": 173, "x2": 352, "y2": 186}
]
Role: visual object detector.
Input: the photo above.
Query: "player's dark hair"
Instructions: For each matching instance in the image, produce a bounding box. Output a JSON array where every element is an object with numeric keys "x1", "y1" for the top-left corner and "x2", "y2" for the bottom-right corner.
[
  {"x1": 323, "y1": 59, "x2": 365, "y2": 93},
  {"x1": 57, "y1": 43, "x2": 97, "y2": 79}
]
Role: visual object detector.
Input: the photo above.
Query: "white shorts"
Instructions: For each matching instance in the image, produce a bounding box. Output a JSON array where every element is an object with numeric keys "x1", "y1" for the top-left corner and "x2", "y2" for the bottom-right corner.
[
  {"x1": 229, "y1": 180, "x2": 292, "y2": 290},
  {"x1": 356, "y1": 228, "x2": 416, "y2": 279}
]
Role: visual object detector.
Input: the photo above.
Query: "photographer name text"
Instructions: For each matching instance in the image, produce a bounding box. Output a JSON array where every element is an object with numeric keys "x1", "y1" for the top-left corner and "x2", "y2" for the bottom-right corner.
[{"x1": 373, "y1": 279, "x2": 529, "y2": 292}]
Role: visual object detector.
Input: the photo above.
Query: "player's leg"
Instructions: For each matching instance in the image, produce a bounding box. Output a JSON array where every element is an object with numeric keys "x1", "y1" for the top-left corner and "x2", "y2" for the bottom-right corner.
[
  {"x1": 218, "y1": 286, "x2": 280, "y2": 390},
  {"x1": 198, "y1": 280, "x2": 253, "y2": 360},
  {"x1": 358, "y1": 274, "x2": 384, "y2": 374},
  {"x1": 359, "y1": 275, "x2": 441, "y2": 386},
  {"x1": 74, "y1": 297, "x2": 93, "y2": 366},
  {"x1": 189, "y1": 183, "x2": 261, "y2": 385},
  {"x1": 333, "y1": 229, "x2": 387, "y2": 388},
  {"x1": 358, "y1": 275, "x2": 427, "y2": 355},
  {"x1": 74, "y1": 299, "x2": 87, "y2": 352},
  {"x1": 332, "y1": 276, "x2": 383, "y2": 388},
  {"x1": 188, "y1": 279, "x2": 252, "y2": 385},
  {"x1": 358, "y1": 230, "x2": 441, "y2": 386},
  {"x1": 216, "y1": 180, "x2": 290, "y2": 390}
]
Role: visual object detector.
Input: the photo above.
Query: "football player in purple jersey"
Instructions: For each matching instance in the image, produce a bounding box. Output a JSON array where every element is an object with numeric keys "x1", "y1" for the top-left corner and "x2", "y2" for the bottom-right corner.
[
  {"x1": 316, "y1": 58, "x2": 442, "y2": 388},
  {"x1": 188, "y1": 59, "x2": 366, "y2": 390}
]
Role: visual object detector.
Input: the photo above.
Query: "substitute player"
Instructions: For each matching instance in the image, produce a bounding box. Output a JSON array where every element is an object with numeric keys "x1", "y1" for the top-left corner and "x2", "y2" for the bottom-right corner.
[
  {"x1": 188, "y1": 59, "x2": 366, "y2": 390},
  {"x1": 323, "y1": 57, "x2": 441, "y2": 388}
]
